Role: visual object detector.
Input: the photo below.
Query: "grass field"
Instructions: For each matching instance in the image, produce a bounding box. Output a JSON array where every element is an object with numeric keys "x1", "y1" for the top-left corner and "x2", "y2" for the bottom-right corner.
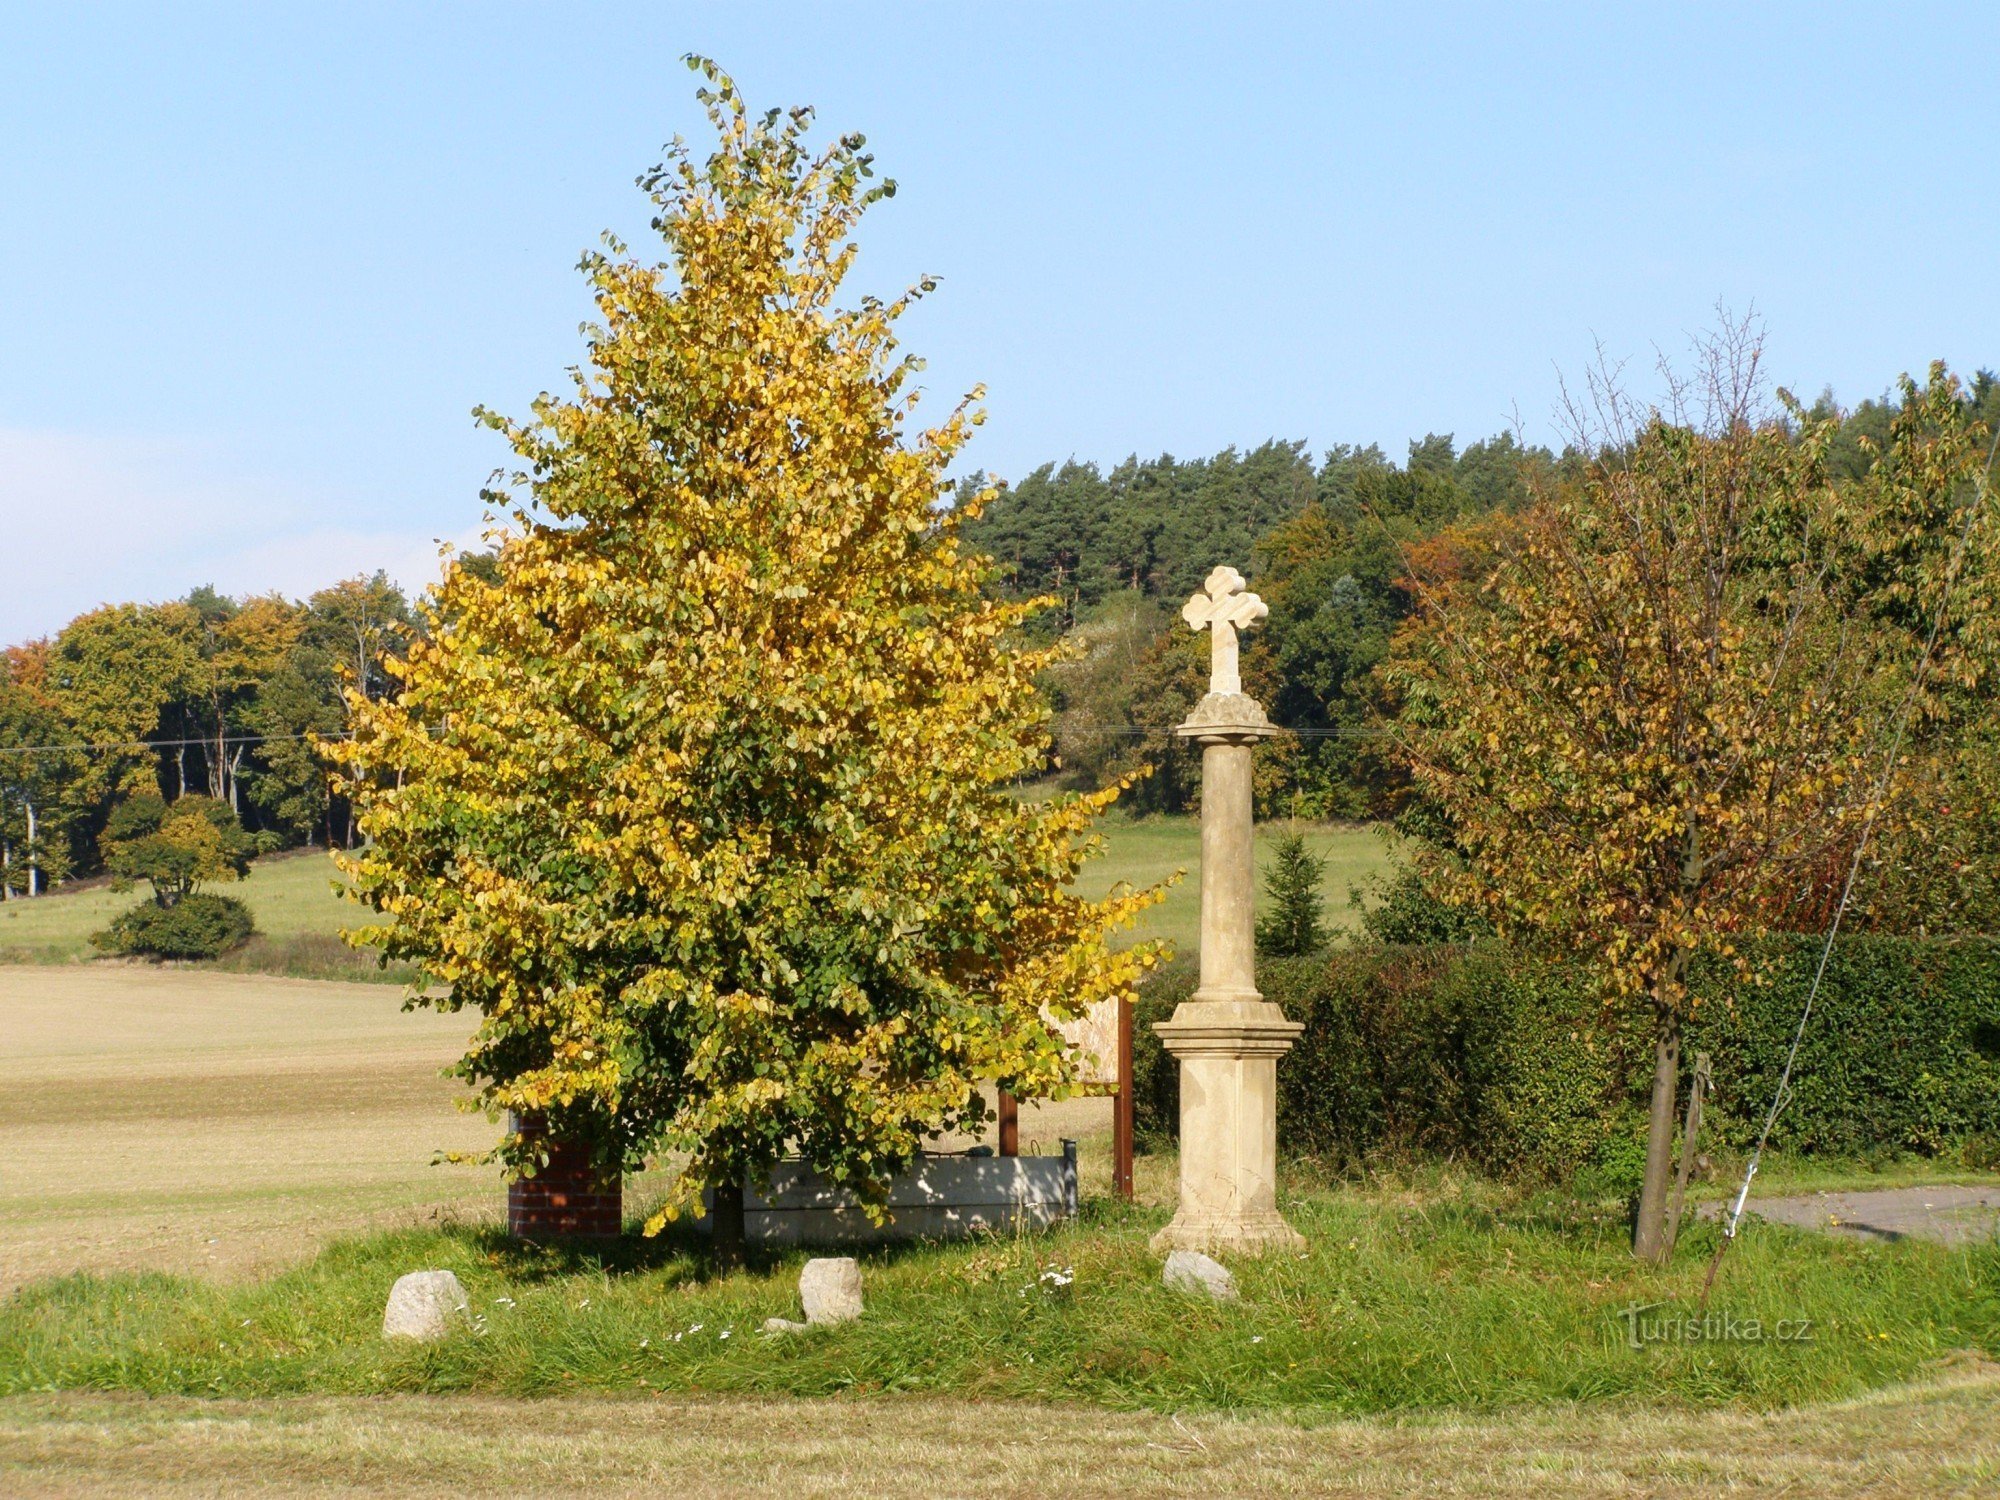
[
  {"x1": 7, "y1": 829, "x2": 1998, "y2": 1492},
  {"x1": 5, "y1": 1169, "x2": 1998, "y2": 1415},
  {"x1": 1077, "y1": 816, "x2": 1393, "y2": 957},
  {"x1": 0, "y1": 850, "x2": 405, "y2": 981},
  {"x1": 0, "y1": 819, "x2": 1397, "y2": 981},
  {"x1": 5, "y1": 1371, "x2": 1998, "y2": 1497},
  {"x1": 0, "y1": 962, "x2": 1121, "y2": 1294},
  {"x1": 0, "y1": 965, "x2": 490, "y2": 1293},
  {"x1": 1, "y1": 973, "x2": 1993, "y2": 1421},
  {"x1": 4, "y1": 966, "x2": 1999, "y2": 1493}
]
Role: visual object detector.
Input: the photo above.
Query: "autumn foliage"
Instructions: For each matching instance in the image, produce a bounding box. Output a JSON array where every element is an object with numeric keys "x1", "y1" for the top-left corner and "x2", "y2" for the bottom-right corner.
[
  {"x1": 1384, "y1": 331, "x2": 1997, "y2": 1258},
  {"x1": 330, "y1": 62, "x2": 1164, "y2": 1236}
]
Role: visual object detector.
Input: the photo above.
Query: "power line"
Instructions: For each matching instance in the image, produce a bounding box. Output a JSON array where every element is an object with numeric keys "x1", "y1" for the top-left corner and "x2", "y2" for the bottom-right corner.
[
  {"x1": 0, "y1": 722, "x2": 1377, "y2": 758},
  {"x1": 0, "y1": 731, "x2": 347, "y2": 757}
]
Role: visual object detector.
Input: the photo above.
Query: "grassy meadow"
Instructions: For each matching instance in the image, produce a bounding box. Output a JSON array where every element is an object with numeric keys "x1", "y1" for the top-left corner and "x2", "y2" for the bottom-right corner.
[
  {"x1": 0, "y1": 818, "x2": 1398, "y2": 980},
  {"x1": 4, "y1": 818, "x2": 1999, "y2": 1490},
  {"x1": 4, "y1": 1177, "x2": 1998, "y2": 1417},
  {"x1": 0, "y1": 849, "x2": 407, "y2": 981}
]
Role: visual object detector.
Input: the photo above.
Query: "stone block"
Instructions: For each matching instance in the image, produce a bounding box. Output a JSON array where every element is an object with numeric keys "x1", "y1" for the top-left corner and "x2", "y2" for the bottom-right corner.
[
  {"x1": 1162, "y1": 1249, "x2": 1238, "y2": 1302},
  {"x1": 799, "y1": 1256, "x2": 863, "y2": 1324},
  {"x1": 382, "y1": 1270, "x2": 469, "y2": 1341}
]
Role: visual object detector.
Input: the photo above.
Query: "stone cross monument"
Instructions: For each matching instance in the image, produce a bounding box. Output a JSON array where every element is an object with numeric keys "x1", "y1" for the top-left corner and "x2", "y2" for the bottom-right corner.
[{"x1": 1151, "y1": 566, "x2": 1306, "y2": 1256}]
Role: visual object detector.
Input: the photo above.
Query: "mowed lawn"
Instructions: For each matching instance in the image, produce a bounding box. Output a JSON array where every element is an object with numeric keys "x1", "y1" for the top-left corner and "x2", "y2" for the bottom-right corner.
[
  {"x1": 1076, "y1": 817, "x2": 1393, "y2": 957},
  {"x1": 0, "y1": 820, "x2": 1396, "y2": 975},
  {"x1": 7, "y1": 1374, "x2": 2000, "y2": 1498}
]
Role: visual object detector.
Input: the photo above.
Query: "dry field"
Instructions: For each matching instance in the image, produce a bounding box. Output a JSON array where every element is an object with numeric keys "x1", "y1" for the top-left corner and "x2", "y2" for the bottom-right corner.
[
  {"x1": 0, "y1": 963, "x2": 1123, "y2": 1294},
  {"x1": 0, "y1": 965, "x2": 492, "y2": 1292},
  {"x1": 4, "y1": 1370, "x2": 1998, "y2": 1498}
]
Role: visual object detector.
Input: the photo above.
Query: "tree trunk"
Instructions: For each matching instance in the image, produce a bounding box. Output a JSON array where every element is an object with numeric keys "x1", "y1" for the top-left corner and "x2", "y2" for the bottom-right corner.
[
  {"x1": 711, "y1": 1176, "x2": 746, "y2": 1272},
  {"x1": 23, "y1": 799, "x2": 38, "y2": 896},
  {"x1": 1664, "y1": 1052, "x2": 1711, "y2": 1255},
  {"x1": 1633, "y1": 1004, "x2": 1682, "y2": 1263}
]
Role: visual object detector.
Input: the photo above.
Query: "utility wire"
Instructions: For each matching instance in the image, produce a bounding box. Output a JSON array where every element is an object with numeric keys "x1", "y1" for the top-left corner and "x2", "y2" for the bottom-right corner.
[
  {"x1": 0, "y1": 731, "x2": 347, "y2": 757},
  {"x1": 0, "y1": 723, "x2": 1377, "y2": 758}
]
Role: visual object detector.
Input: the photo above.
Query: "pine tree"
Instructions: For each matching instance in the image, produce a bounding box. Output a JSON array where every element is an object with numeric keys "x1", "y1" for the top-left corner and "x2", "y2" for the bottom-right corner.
[{"x1": 1256, "y1": 830, "x2": 1328, "y2": 956}]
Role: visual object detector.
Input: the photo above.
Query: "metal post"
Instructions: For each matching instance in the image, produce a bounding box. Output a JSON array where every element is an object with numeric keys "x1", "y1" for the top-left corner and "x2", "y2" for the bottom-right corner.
[{"x1": 1113, "y1": 995, "x2": 1135, "y2": 1201}]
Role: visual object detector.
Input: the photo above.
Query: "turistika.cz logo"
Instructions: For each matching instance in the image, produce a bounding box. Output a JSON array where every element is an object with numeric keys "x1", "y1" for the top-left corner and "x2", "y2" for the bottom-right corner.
[{"x1": 1619, "y1": 1303, "x2": 1815, "y2": 1349}]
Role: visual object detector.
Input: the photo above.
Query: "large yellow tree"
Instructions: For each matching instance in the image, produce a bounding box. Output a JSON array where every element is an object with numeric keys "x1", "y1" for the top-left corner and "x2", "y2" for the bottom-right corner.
[{"x1": 332, "y1": 61, "x2": 1162, "y2": 1259}]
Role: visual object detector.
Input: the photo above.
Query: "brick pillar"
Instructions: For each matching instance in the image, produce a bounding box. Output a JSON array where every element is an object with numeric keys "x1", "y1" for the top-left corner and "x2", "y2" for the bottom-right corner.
[{"x1": 506, "y1": 1112, "x2": 622, "y2": 1240}]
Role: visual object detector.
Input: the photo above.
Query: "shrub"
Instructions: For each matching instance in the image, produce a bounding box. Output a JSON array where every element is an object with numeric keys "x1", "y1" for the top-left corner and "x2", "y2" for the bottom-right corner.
[
  {"x1": 1133, "y1": 935, "x2": 2000, "y2": 1179},
  {"x1": 1132, "y1": 947, "x2": 1621, "y2": 1176},
  {"x1": 92, "y1": 893, "x2": 256, "y2": 960},
  {"x1": 1353, "y1": 866, "x2": 1494, "y2": 945},
  {"x1": 1686, "y1": 935, "x2": 2000, "y2": 1158}
]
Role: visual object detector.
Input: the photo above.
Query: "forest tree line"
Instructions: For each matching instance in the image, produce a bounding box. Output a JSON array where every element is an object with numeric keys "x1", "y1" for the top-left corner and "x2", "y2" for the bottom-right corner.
[
  {"x1": 961, "y1": 370, "x2": 2000, "y2": 935},
  {"x1": 0, "y1": 573, "x2": 415, "y2": 894},
  {"x1": 5, "y1": 367, "x2": 1996, "y2": 923}
]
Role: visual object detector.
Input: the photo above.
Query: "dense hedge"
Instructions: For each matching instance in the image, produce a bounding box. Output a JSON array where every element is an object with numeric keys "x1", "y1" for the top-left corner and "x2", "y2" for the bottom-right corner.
[
  {"x1": 1689, "y1": 936, "x2": 2000, "y2": 1158},
  {"x1": 92, "y1": 893, "x2": 257, "y2": 960},
  {"x1": 1133, "y1": 936, "x2": 2000, "y2": 1179}
]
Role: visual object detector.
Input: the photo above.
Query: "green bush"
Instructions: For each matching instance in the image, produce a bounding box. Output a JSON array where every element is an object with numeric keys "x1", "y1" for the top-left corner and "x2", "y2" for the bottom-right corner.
[
  {"x1": 1135, "y1": 946, "x2": 1619, "y2": 1177},
  {"x1": 1686, "y1": 935, "x2": 2000, "y2": 1157},
  {"x1": 91, "y1": 893, "x2": 257, "y2": 960},
  {"x1": 1352, "y1": 865, "x2": 1494, "y2": 945},
  {"x1": 1133, "y1": 935, "x2": 2000, "y2": 1178}
]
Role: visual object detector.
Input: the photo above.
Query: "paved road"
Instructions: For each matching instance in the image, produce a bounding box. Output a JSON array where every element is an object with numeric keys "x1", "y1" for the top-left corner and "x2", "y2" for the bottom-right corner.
[{"x1": 1715, "y1": 1185, "x2": 2000, "y2": 1246}]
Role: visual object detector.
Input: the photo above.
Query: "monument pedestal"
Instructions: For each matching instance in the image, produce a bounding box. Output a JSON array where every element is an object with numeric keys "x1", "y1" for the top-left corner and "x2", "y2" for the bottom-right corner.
[{"x1": 1149, "y1": 1000, "x2": 1304, "y2": 1254}]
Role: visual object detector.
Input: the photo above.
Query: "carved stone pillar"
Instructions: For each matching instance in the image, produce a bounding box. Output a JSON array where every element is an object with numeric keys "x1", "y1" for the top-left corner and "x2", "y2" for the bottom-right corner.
[{"x1": 1151, "y1": 570, "x2": 1305, "y2": 1256}]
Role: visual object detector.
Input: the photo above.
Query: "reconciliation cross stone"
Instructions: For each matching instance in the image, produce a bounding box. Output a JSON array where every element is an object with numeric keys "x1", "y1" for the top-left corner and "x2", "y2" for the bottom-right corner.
[{"x1": 1180, "y1": 565, "x2": 1269, "y2": 697}]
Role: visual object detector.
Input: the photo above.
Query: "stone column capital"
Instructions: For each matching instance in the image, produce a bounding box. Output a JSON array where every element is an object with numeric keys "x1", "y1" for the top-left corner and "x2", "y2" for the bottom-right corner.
[{"x1": 1175, "y1": 690, "x2": 1282, "y2": 743}]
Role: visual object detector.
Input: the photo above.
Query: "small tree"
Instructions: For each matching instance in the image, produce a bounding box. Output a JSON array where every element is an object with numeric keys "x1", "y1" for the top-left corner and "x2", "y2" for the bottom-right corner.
[
  {"x1": 101, "y1": 793, "x2": 253, "y2": 907},
  {"x1": 1385, "y1": 328, "x2": 1996, "y2": 1261},
  {"x1": 331, "y1": 61, "x2": 1165, "y2": 1260},
  {"x1": 1257, "y1": 830, "x2": 1328, "y2": 956}
]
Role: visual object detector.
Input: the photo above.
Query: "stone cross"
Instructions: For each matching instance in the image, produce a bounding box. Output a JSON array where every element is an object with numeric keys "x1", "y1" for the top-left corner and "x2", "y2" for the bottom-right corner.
[
  {"x1": 1153, "y1": 560, "x2": 1303, "y2": 1259},
  {"x1": 1181, "y1": 565, "x2": 1268, "y2": 697}
]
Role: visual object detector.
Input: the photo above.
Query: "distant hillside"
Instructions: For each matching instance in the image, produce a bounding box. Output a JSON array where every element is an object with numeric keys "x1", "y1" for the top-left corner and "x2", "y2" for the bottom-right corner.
[{"x1": 957, "y1": 431, "x2": 1541, "y2": 619}]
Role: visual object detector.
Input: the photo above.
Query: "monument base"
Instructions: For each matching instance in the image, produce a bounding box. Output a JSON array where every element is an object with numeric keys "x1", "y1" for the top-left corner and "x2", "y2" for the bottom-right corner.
[
  {"x1": 1149, "y1": 1211, "x2": 1306, "y2": 1256},
  {"x1": 1152, "y1": 998, "x2": 1306, "y2": 1259}
]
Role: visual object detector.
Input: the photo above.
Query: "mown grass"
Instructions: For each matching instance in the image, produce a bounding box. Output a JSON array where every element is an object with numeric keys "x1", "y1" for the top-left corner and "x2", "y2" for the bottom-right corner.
[
  {"x1": 8, "y1": 1375, "x2": 2000, "y2": 1498},
  {"x1": 0, "y1": 850, "x2": 399, "y2": 981},
  {"x1": 1076, "y1": 816, "x2": 1393, "y2": 958},
  {"x1": 6, "y1": 1180, "x2": 1995, "y2": 1414},
  {"x1": 0, "y1": 820, "x2": 1396, "y2": 982}
]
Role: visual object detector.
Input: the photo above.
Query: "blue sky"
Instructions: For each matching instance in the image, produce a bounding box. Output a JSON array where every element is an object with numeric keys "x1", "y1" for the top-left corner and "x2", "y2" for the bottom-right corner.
[{"x1": 3, "y1": 3, "x2": 1995, "y2": 642}]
